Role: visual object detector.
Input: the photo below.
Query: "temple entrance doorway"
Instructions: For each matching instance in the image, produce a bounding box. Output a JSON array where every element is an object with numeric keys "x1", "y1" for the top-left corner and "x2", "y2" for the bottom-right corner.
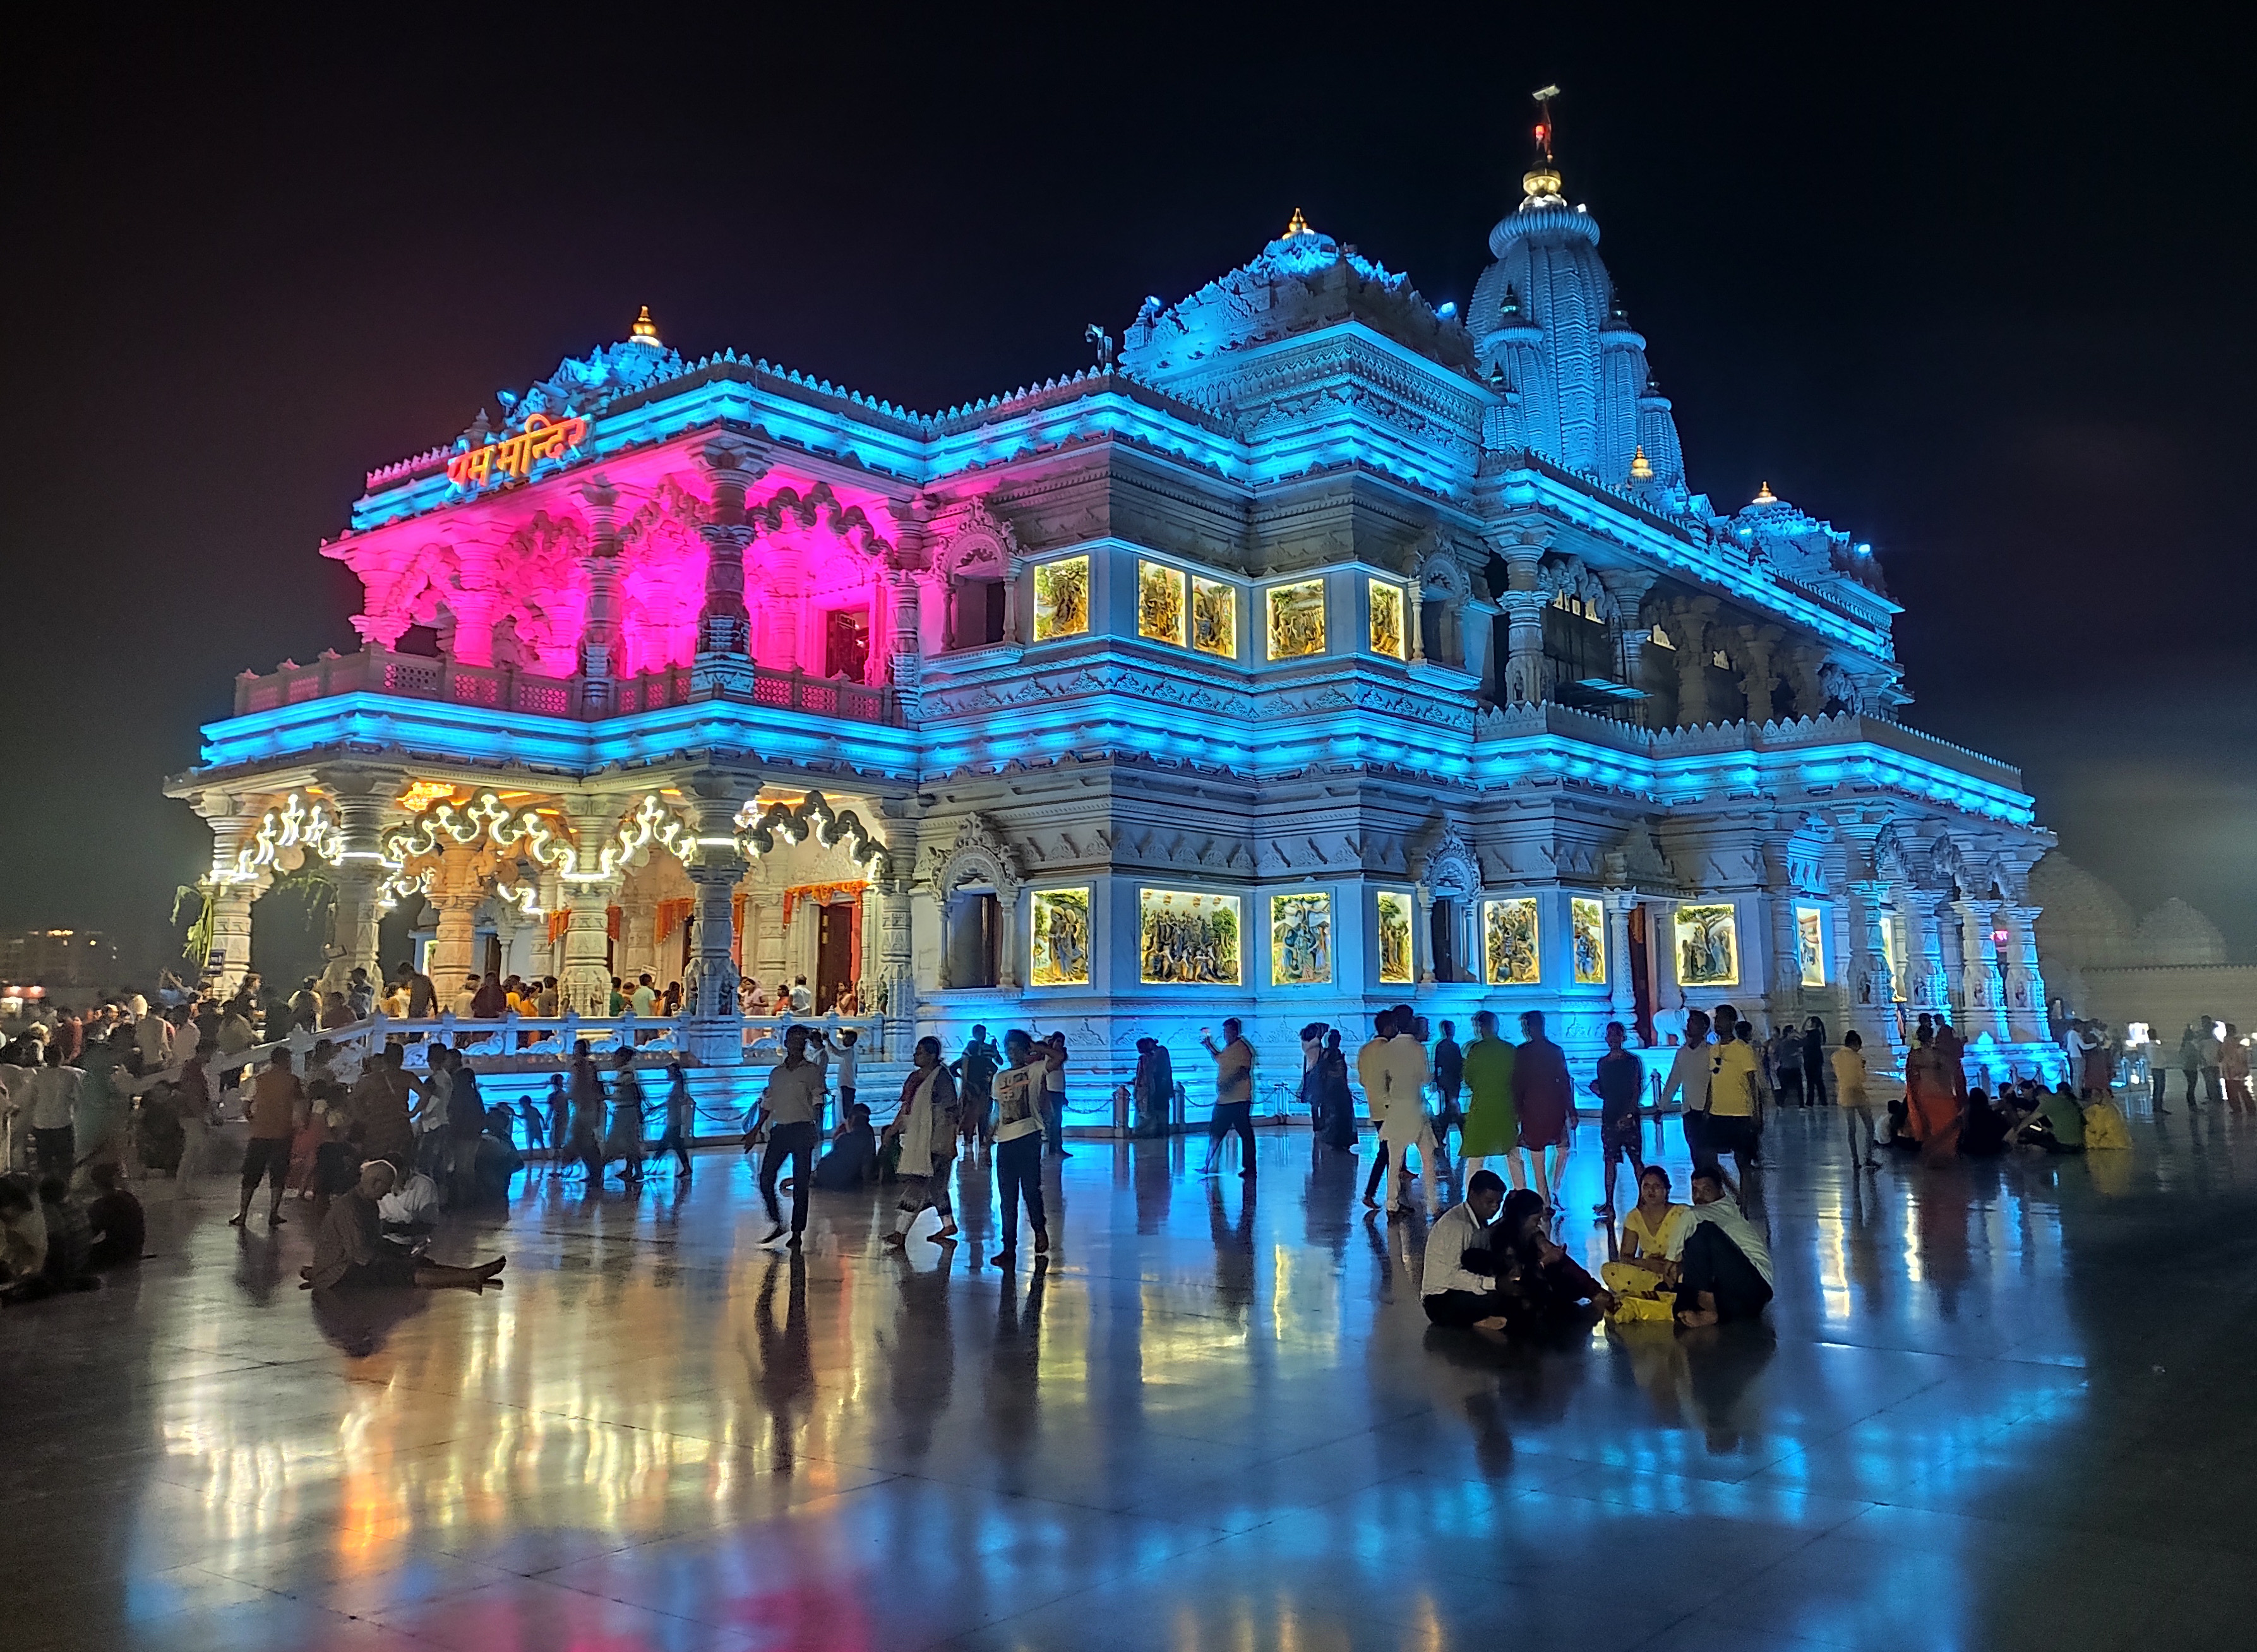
[
  {"x1": 1628, "y1": 904, "x2": 1655, "y2": 1046},
  {"x1": 1430, "y1": 897, "x2": 1462, "y2": 983},
  {"x1": 944, "y1": 890, "x2": 1000, "y2": 988},
  {"x1": 816, "y1": 900, "x2": 861, "y2": 1012},
  {"x1": 482, "y1": 933, "x2": 503, "y2": 983}
]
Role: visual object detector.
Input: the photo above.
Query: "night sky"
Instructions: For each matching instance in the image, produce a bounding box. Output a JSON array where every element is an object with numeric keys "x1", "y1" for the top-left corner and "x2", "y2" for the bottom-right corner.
[{"x1": 4, "y1": 14, "x2": 2250, "y2": 968}]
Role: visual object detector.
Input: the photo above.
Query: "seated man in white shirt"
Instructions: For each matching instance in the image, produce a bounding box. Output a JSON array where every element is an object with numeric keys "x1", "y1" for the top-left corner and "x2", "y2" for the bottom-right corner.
[
  {"x1": 1420, "y1": 1170, "x2": 1510, "y2": 1329},
  {"x1": 1674, "y1": 1166, "x2": 1775, "y2": 1327}
]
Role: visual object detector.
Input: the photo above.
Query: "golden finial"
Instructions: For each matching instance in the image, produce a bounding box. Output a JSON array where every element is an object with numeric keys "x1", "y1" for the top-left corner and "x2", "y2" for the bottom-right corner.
[
  {"x1": 629, "y1": 304, "x2": 662, "y2": 348},
  {"x1": 1284, "y1": 208, "x2": 1310, "y2": 237},
  {"x1": 1629, "y1": 445, "x2": 1654, "y2": 482},
  {"x1": 1523, "y1": 85, "x2": 1564, "y2": 202},
  {"x1": 1754, "y1": 480, "x2": 1777, "y2": 504}
]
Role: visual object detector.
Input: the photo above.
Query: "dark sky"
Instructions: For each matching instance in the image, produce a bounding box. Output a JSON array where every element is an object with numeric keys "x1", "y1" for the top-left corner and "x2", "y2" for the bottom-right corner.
[{"x1": 4, "y1": 11, "x2": 2251, "y2": 966}]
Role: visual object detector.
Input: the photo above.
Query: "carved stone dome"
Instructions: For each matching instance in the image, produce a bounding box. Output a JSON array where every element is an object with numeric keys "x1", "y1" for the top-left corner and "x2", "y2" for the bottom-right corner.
[
  {"x1": 1468, "y1": 183, "x2": 1685, "y2": 495},
  {"x1": 2028, "y1": 853, "x2": 2135, "y2": 973},
  {"x1": 2129, "y1": 897, "x2": 2229, "y2": 967}
]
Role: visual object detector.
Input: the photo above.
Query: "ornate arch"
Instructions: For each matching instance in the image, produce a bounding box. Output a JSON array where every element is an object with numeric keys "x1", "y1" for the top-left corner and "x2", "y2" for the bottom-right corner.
[
  {"x1": 1413, "y1": 820, "x2": 1482, "y2": 899},
  {"x1": 919, "y1": 811, "x2": 1022, "y2": 904},
  {"x1": 735, "y1": 790, "x2": 891, "y2": 877},
  {"x1": 932, "y1": 496, "x2": 1021, "y2": 583},
  {"x1": 1536, "y1": 553, "x2": 1620, "y2": 625},
  {"x1": 227, "y1": 793, "x2": 344, "y2": 882},
  {"x1": 746, "y1": 482, "x2": 894, "y2": 561}
]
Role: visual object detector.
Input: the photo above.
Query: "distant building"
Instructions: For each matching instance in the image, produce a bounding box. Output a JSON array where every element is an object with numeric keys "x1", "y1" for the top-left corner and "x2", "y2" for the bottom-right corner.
[
  {"x1": 2030, "y1": 855, "x2": 2252, "y2": 1040},
  {"x1": 0, "y1": 930, "x2": 120, "y2": 990}
]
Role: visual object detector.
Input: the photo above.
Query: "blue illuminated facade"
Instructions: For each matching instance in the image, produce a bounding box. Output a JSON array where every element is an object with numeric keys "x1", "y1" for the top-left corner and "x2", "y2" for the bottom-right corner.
[{"x1": 171, "y1": 170, "x2": 2061, "y2": 1099}]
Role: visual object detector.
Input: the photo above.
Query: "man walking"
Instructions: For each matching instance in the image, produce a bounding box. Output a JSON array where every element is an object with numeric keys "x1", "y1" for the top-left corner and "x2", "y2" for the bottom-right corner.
[
  {"x1": 952, "y1": 1024, "x2": 998, "y2": 1152},
  {"x1": 27, "y1": 1044, "x2": 83, "y2": 1181},
  {"x1": 232, "y1": 1048, "x2": 303, "y2": 1230},
  {"x1": 1200, "y1": 1018, "x2": 1257, "y2": 1178},
  {"x1": 1432, "y1": 1019, "x2": 1464, "y2": 1149},
  {"x1": 1379, "y1": 1005, "x2": 1440, "y2": 1216},
  {"x1": 1511, "y1": 1010, "x2": 1574, "y2": 1209},
  {"x1": 753, "y1": 1026, "x2": 823, "y2": 1247},
  {"x1": 991, "y1": 1028, "x2": 1051, "y2": 1263}
]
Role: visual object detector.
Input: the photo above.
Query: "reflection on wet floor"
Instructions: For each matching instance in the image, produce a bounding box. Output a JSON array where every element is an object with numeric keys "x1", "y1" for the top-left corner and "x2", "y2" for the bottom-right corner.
[{"x1": 8, "y1": 1106, "x2": 2257, "y2": 1650}]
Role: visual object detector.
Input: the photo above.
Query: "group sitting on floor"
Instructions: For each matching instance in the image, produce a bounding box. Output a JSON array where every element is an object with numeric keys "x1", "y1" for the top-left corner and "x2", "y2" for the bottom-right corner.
[{"x1": 0, "y1": 1162, "x2": 146, "y2": 1305}]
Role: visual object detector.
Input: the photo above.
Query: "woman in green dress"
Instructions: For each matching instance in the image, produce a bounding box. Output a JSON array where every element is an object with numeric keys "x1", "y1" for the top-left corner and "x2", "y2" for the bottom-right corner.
[{"x1": 1457, "y1": 1010, "x2": 1523, "y2": 1188}]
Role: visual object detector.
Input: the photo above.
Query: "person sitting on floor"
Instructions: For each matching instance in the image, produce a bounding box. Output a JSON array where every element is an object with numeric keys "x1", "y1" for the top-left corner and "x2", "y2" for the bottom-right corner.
[
  {"x1": 300, "y1": 1160, "x2": 506, "y2": 1292},
  {"x1": 811, "y1": 1103, "x2": 878, "y2": 1190},
  {"x1": 474, "y1": 1104, "x2": 526, "y2": 1202},
  {"x1": 1960, "y1": 1088, "x2": 2012, "y2": 1157},
  {"x1": 1600, "y1": 1164, "x2": 1691, "y2": 1315},
  {"x1": 1492, "y1": 1187, "x2": 1617, "y2": 1329},
  {"x1": 1420, "y1": 1169, "x2": 1511, "y2": 1329},
  {"x1": 376, "y1": 1166, "x2": 445, "y2": 1235},
  {"x1": 2, "y1": 1178, "x2": 99, "y2": 1303},
  {"x1": 2016, "y1": 1082, "x2": 2086, "y2": 1153},
  {"x1": 85, "y1": 1162, "x2": 147, "y2": 1268},
  {"x1": 0, "y1": 1179, "x2": 47, "y2": 1293},
  {"x1": 2081, "y1": 1091, "x2": 2133, "y2": 1150},
  {"x1": 1674, "y1": 1166, "x2": 1774, "y2": 1327}
]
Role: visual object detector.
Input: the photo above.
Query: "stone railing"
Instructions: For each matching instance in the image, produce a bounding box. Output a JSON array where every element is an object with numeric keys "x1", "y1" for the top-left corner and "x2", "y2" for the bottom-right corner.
[{"x1": 234, "y1": 645, "x2": 897, "y2": 726}]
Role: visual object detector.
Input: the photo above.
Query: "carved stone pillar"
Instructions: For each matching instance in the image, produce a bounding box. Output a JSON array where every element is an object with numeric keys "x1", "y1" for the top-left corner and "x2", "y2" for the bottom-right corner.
[
  {"x1": 2000, "y1": 904, "x2": 2049, "y2": 1043},
  {"x1": 1603, "y1": 889, "x2": 1640, "y2": 1037},
  {"x1": 578, "y1": 481, "x2": 621, "y2": 714},
  {"x1": 684, "y1": 856, "x2": 745, "y2": 1064},
  {"x1": 320, "y1": 770, "x2": 394, "y2": 995},
  {"x1": 426, "y1": 844, "x2": 486, "y2": 993},
  {"x1": 888, "y1": 568, "x2": 923, "y2": 719},
  {"x1": 208, "y1": 881, "x2": 260, "y2": 998},
  {"x1": 1737, "y1": 626, "x2": 1780, "y2": 724},
  {"x1": 1956, "y1": 899, "x2": 2011, "y2": 1041},
  {"x1": 1408, "y1": 585, "x2": 1427, "y2": 666},
  {"x1": 1845, "y1": 879, "x2": 1901, "y2": 1060},
  {"x1": 1673, "y1": 608, "x2": 1713, "y2": 726},
  {"x1": 620, "y1": 892, "x2": 657, "y2": 982},
  {"x1": 691, "y1": 436, "x2": 765, "y2": 698},
  {"x1": 1414, "y1": 884, "x2": 1436, "y2": 986},
  {"x1": 880, "y1": 874, "x2": 915, "y2": 1058},
  {"x1": 560, "y1": 882, "x2": 618, "y2": 1016},
  {"x1": 1910, "y1": 898, "x2": 1951, "y2": 1017}
]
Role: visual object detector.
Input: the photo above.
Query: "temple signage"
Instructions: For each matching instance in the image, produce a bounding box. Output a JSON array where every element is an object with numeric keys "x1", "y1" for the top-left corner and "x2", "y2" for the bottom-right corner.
[{"x1": 445, "y1": 412, "x2": 590, "y2": 490}]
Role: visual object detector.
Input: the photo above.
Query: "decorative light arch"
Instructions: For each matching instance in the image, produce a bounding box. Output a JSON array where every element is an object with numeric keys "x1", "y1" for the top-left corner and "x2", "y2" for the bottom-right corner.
[
  {"x1": 734, "y1": 791, "x2": 891, "y2": 877},
  {"x1": 222, "y1": 793, "x2": 344, "y2": 883}
]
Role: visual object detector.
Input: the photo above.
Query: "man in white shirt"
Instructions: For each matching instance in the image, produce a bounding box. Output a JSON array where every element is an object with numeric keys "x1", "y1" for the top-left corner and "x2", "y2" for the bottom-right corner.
[
  {"x1": 1656, "y1": 1008, "x2": 1715, "y2": 1171},
  {"x1": 1421, "y1": 1170, "x2": 1509, "y2": 1328},
  {"x1": 988, "y1": 1028, "x2": 1051, "y2": 1262},
  {"x1": 1379, "y1": 1004, "x2": 1441, "y2": 1217},
  {"x1": 450, "y1": 976, "x2": 481, "y2": 1017},
  {"x1": 1357, "y1": 1010, "x2": 1397, "y2": 1208},
  {"x1": 133, "y1": 1011, "x2": 172, "y2": 1072},
  {"x1": 752, "y1": 1025, "x2": 823, "y2": 1247},
  {"x1": 789, "y1": 976, "x2": 813, "y2": 1015},
  {"x1": 28, "y1": 1046, "x2": 85, "y2": 1178},
  {"x1": 1674, "y1": 1166, "x2": 1775, "y2": 1326}
]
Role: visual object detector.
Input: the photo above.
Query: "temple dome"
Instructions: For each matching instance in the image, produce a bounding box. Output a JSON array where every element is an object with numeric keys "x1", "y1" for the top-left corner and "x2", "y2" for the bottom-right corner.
[
  {"x1": 1468, "y1": 181, "x2": 1686, "y2": 495},
  {"x1": 2129, "y1": 897, "x2": 2229, "y2": 967},
  {"x1": 2029, "y1": 852, "x2": 2136, "y2": 973}
]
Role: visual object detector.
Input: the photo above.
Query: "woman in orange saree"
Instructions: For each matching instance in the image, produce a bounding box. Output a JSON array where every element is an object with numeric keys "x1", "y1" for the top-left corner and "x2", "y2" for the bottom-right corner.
[{"x1": 1905, "y1": 1025, "x2": 1961, "y2": 1161}]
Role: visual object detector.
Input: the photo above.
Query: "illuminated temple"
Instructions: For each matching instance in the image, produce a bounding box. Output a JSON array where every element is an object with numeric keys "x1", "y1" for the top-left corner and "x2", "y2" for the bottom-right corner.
[{"x1": 168, "y1": 139, "x2": 2064, "y2": 1103}]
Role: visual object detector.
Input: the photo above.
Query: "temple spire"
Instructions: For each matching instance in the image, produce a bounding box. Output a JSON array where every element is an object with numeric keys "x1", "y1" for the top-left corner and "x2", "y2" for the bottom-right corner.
[
  {"x1": 1284, "y1": 207, "x2": 1310, "y2": 238},
  {"x1": 1523, "y1": 84, "x2": 1564, "y2": 205},
  {"x1": 629, "y1": 305, "x2": 662, "y2": 348}
]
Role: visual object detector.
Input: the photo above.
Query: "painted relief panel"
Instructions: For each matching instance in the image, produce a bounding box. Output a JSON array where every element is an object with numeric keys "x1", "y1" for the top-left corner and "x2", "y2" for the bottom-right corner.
[
  {"x1": 1376, "y1": 890, "x2": 1415, "y2": 985},
  {"x1": 1029, "y1": 887, "x2": 1092, "y2": 987},
  {"x1": 1266, "y1": 578, "x2": 1326, "y2": 661},
  {"x1": 1368, "y1": 578, "x2": 1406, "y2": 659},
  {"x1": 1571, "y1": 897, "x2": 1607, "y2": 986},
  {"x1": 1483, "y1": 897, "x2": 1540, "y2": 986},
  {"x1": 1675, "y1": 904, "x2": 1741, "y2": 988},
  {"x1": 1140, "y1": 889, "x2": 1242, "y2": 986},
  {"x1": 1031, "y1": 556, "x2": 1090, "y2": 641},
  {"x1": 1138, "y1": 561, "x2": 1187, "y2": 647},
  {"x1": 1795, "y1": 904, "x2": 1826, "y2": 987},
  {"x1": 1192, "y1": 577, "x2": 1236, "y2": 658},
  {"x1": 1269, "y1": 892, "x2": 1333, "y2": 986}
]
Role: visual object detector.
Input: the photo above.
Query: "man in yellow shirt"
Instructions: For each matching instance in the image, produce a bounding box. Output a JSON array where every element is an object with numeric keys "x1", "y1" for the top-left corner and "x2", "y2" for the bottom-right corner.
[
  {"x1": 1706, "y1": 1012, "x2": 1761, "y2": 1200},
  {"x1": 1831, "y1": 1029, "x2": 1879, "y2": 1168}
]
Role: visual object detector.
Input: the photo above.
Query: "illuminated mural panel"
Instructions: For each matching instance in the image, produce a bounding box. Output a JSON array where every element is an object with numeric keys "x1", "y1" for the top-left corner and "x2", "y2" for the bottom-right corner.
[
  {"x1": 1032, "y1": 556, "x2": 1090, "y2": 641},
  {"x1": 1266, "y1": 578, "x2": 1325, "y2": 661},
  {"x1": 1571, "y1": 897, "x2": 1606, "y2": 986},
  {"x1": 1138, "y1": 561, "x2": 1187, "y2": 647},
  {"x1": 1795, "y1": 904, "x2": 1827, "y2": 986},
  {"x1": 1676, "y1": 903, "x2": 1740, "y2": 988},
  {"x1": 1191, "y1": 577, "x2": 1236, "y2": 659},
  {"x1": 1029, "y1": 887, "x2": 1092, "y2": 986},
  {"x1": 1269, "y1": 892, "x2": 1332, "y2": 986},
  {"x1": 1140, "y1": 889, "x2": 1242, "y2": 986},
  {"x1": 1375, "y1": 890, "x2": 1415, "y2": 985},
  {"x1": 1368, "y1": 579, "x2": 1406, "y2": 659},
  {"x1": 1483, "y1": 897, "x2": 1540, "y2": 986}
]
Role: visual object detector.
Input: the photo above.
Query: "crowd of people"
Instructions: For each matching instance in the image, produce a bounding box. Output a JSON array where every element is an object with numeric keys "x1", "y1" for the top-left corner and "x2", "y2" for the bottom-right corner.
[{"x1": 1, "y1": 955, "x2": 2231, "y2": 1327}]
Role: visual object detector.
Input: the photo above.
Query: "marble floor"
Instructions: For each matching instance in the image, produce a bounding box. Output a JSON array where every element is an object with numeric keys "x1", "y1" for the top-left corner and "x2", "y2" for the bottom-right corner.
[{"x1": 7, "y1": 1101, "x2": 2256, "y2": 1651}]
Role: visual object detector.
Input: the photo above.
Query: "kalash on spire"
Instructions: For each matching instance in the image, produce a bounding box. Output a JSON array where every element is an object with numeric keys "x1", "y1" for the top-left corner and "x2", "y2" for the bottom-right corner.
[{"x1": 1521, "y1": 83, "x2": 1566, "y2": 207}]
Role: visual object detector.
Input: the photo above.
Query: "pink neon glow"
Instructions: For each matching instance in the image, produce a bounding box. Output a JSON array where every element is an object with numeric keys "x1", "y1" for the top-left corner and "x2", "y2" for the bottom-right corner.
[{"x1": 323, "y1": 445, "x2": 898, "y2": 686}]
